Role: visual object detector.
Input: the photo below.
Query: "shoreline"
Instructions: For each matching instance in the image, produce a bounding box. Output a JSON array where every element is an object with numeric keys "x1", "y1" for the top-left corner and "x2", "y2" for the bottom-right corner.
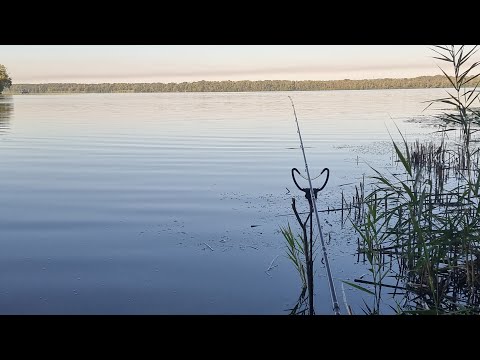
[
  {"x1": 2, "y1": 87, "x2": 459, "y2": 96},
  {"x1": 2, "y1": 75, "x2": 468, "y2": 95}
]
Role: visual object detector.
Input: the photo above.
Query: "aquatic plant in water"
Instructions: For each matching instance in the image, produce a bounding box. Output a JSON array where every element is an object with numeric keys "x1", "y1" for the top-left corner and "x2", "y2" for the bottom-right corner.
[{"x1": 351, "y1": 46, "x2": 480, "y2": 315}]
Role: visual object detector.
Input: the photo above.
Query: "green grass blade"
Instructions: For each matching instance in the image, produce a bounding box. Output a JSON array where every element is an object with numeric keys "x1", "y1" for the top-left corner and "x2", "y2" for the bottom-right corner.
[{"x1": 342, "y1": 281, "x2": 375, "y2": 296}]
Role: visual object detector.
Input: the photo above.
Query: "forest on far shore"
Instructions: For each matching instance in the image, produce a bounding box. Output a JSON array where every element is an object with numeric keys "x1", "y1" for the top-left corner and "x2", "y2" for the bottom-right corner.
[{"x1": 4, "y1": 75, "x2": 471, "y2": 94}]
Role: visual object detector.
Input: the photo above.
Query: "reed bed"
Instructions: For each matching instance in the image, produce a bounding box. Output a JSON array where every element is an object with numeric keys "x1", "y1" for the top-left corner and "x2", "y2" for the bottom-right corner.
[{"x1": 349, "y1": 46, "x2": 480, "y2": 314}]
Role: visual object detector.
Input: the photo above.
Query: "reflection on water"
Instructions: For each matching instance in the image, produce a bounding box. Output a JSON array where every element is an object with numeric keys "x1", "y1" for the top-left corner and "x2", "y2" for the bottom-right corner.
[{"x1": 0, "y1": 96, "x2": 13, "y2": 133}]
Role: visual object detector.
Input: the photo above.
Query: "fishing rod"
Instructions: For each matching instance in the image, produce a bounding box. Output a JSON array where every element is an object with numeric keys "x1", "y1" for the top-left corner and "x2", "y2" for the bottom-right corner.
[{"x1": 288, "y1": 96, "x2": 341, "y2": 315}]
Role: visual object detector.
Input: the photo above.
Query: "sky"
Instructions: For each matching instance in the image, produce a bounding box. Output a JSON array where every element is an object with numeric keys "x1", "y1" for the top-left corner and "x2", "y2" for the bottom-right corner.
[{"x1": 0, "y1": 45, "x2": 444, "y2": 84}]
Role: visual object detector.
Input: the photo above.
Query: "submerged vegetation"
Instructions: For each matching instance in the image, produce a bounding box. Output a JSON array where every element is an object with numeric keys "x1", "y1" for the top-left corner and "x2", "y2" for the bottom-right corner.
[{"x1": 5, "y1": 75, "x2": 478, "y2": 94}]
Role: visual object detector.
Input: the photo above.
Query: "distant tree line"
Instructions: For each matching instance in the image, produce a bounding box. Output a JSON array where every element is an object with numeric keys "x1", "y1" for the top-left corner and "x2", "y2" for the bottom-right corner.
[
  {"x1": 0, "y1": 64, "x2": 12, "y2": 93},
  {"x1": 5, "y1": 75, "x2": 474, "y2": 94}
]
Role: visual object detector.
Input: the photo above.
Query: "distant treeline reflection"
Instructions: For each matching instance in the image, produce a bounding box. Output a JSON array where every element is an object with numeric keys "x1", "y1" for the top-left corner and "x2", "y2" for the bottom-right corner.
[
  {"x1": 0, "y1": 98, "x2": 13, "y2": 131},
  {"x1": 6, "y1": 75, "x2": 470, "y2": 94}
]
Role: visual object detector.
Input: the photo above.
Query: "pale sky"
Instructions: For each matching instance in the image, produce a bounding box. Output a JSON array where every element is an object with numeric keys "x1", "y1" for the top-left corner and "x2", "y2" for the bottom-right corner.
[{"x1": 0, "y1": 45, "x2": 444, "y2": 84}]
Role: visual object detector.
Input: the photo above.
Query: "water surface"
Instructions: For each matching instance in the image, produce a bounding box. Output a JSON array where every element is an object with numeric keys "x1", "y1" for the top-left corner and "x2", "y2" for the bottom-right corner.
[{"x1": 0, "y1": 90, "x2": 446, "y2": 314}]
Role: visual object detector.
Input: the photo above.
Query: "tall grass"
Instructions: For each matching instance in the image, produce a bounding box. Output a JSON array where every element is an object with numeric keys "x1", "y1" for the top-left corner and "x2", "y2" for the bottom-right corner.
[
  {"x1": 281, "y1": 224, "x2": 310, "y2": 315},
  {"x1": 351, "y1": 45, "x2": 480, "y2": 314},
  {"x1": 427, "y1": 46, "x2": 480, "y2": 157},
  {"x1": 280, "y1": 196, "x2": 316, "y2": 315}
]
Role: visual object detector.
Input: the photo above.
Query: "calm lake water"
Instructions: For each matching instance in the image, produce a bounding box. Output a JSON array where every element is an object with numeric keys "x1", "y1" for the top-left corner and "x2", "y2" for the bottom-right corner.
[{"x1": 0, "y1": 90, "x2": 447, "y2": 314}]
